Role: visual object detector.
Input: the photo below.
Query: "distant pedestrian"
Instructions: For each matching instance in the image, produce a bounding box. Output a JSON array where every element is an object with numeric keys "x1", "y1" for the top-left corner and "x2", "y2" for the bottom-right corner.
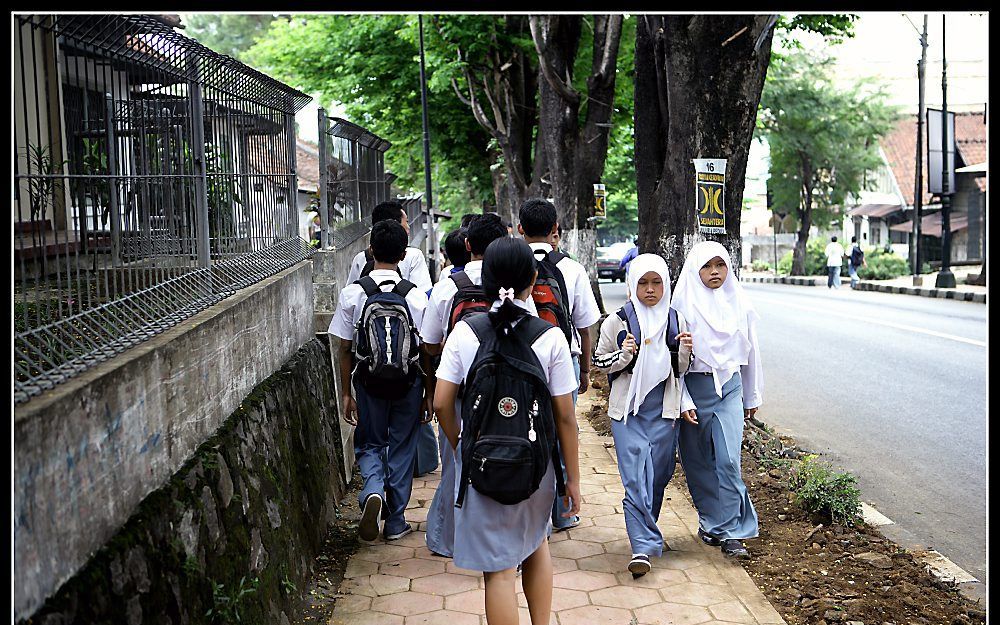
[
  {"x1": 672, "y1": 241, "x2": 762, "y2": 560},
  {"x1": 847, "y1": 236, "x2": 866, "y2": 289},
  {"x1": 619, "y1": 236, "x2": 639, "y2": 270},
  {"x1": 825, "y1": 236, "x2": 845, "y2": 289}
]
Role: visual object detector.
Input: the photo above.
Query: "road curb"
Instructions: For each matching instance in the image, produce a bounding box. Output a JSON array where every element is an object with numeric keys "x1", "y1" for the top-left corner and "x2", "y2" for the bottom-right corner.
[{"x1": 741, "y1": 275, "x2": 986, "y2": 304}]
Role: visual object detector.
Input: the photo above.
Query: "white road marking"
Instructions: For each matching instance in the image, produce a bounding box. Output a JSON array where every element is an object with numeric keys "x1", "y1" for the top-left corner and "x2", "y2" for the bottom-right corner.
[{"x1": 751, "y1": 295, "x2": 987, "y2": 348}]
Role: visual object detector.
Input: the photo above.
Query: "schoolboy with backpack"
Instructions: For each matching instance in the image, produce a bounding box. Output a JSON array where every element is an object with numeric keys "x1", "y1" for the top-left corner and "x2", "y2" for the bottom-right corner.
[
  {"x1": 346, "y1": 201, "x2": 433, "y2": 292},
  {"x1": 432, "y1": 236, "x2": 580, "y2": 619},
  {"x1": 517, "y1": 198, "x2": 601, "y2": 531},
  {"x1": 329, "y1": 220, "x2": 430, "y2": 543},
  {"x1": 419, "y1": 213, "x2": 509, "y2": 558}
]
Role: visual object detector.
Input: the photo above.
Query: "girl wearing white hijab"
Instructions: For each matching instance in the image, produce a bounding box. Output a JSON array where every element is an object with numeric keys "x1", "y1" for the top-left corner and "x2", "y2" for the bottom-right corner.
[
  {"x1": 671, "y1": 241, "x2": 762, "y2": 559},
  {"x1": 591, "y1": 254, "x2": 693, "y2": 577}
]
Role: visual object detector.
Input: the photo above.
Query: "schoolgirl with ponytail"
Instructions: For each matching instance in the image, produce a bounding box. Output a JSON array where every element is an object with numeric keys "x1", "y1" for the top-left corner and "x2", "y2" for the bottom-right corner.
[{"x1": 433, "y1": 237, "x2": 581, "y2": 625}]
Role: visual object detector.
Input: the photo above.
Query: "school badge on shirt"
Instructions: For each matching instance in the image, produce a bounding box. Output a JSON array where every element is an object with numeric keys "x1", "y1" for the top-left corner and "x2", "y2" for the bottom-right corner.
[{"x1": 498, "y1": 397, "x2": 518, "y2": 417}]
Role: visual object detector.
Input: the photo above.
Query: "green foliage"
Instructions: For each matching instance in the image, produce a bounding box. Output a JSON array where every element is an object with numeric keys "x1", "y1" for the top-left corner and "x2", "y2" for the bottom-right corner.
[
  {"x1": 751, "y1": 259, "x2": 772, "y2": 272},
  {"x1": 758, "y1": 51, "x2": 898, "y2": 270},
  {"x1": 184, "y1": 14, "x2": 280, "y2": 61},
  {"x1": 789, "y1": 456, "x2": 862, "y2": 526},
  {"x1": 206, "y1": 575, "x2": 259, "y2": 623},
  {"x1": 777, "y1": 238, "x2": 831, "y2": 276},
  {"x1": 857, "y1": 247, "x2": 910, "y2": 280},
  {"x1": 23, "y1": 143, "x2": 67, "y2": 224},
  {"x1": 775, "y1": 14, "x2": 858, "y2": 48},
  {"x1": 246, "y1": 15, "x2": 494, "y2": 212}
]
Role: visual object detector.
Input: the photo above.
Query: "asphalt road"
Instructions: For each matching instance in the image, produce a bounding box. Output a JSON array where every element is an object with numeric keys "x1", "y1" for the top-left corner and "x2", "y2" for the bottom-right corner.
[{"x1": 597, "y1": 278, "x2": 988, "y2": 584}]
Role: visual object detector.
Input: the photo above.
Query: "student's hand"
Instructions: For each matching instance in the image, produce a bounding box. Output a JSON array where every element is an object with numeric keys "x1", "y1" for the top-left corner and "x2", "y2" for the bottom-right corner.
[
  {"x1": 342, "y1": 394, "x2": 358, "y2": 426},
  {"x1": 421, "y1": 396, "x2": 435, "y2": 424},
  {"x1": 578, "y1": 369, "x2": 590, "y2": 394},
  {"x1": 680, "y1": 409, "x2": 698, "y2": 425},
  {"x1": 744, "y1": 407, "x2": 758, "y2": 422},
  {"x1": 561, "y1": 480, "x2": 581, "y2": 518},
  {"x1": 675, "y1": 331, "x2": 693, "y2": 350},
  {"x1": 622, "y1": 333, "x2": 638, "y2": 355}
]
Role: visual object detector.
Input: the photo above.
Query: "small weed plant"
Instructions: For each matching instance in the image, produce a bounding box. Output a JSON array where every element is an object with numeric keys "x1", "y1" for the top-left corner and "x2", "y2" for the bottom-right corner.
[
  {"x1": 789, "y1": 455, "x2": 862, "y2": 526},
  {"x1": 206, "y1": 575, "x2": 259, "y2": 623}
]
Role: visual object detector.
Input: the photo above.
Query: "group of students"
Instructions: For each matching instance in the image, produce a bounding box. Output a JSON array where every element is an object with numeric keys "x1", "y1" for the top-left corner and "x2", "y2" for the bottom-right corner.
[{"x1": 329, "y1": 198, "x2": 763, "y2": 625}]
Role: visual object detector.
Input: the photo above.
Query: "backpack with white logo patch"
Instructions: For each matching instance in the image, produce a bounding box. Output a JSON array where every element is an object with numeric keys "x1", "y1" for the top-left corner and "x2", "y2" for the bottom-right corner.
[
  {"x1": 352, "y1": 276, "x2": 421, "y2": 400},
  {"x1": 455, "y1": 313, "x2": 565, "y2": 507}
]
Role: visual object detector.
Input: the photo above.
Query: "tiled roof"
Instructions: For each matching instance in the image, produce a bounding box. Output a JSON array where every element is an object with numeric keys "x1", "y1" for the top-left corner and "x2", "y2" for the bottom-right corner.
[
  {"x1": 296, "y1": 140, "x2": 320, "y2": 192},
  {"x1": 880, "y1": 110, "x2": 987, "y2": 206}
]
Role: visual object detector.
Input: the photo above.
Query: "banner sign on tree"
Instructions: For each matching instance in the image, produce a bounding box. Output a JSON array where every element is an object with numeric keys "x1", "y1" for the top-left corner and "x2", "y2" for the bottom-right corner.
[
  {"x1": 592, "y1": 183, "x2": 607, "y2": 221},
  {"x1": 693, "y1": 158, "x2": 727, "y2": 234}
]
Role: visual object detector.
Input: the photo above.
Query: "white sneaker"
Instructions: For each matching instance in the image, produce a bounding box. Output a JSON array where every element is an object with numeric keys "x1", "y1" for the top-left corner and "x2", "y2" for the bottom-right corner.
[
  {"x1": 384, "y1": 524, "x2": 413, "y2": 541},
  {"x1": 359, "y1": 494, "x2": 383, "y2": 542}
]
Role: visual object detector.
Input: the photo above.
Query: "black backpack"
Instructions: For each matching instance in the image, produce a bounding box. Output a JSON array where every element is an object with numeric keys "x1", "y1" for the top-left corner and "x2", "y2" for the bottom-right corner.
[
  {"x1": 531, "y1": 250, "x2": 574, "y2": 345},
  {"x1": 352, "y1": 276, "x2": 421, "y2": 400},
  {"x1": 447, "y1": 271, "x2": 491, "y2": 335},
  {"x1": 606, "y1": 302, "x2": 682, "y2": 385},
  {"x1": 850, "y1": 245, "x2": 865, "y2": 267},
  {"x1": 360, "y1": 248, "x2": 401, "y2": 279},
  {"x1": 455, "y1": 313, "x2": 565, "y2": 508}
]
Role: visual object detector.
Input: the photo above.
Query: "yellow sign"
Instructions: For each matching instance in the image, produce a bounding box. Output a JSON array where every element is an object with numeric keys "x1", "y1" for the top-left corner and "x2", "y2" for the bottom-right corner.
[
  {"x1": 592, "y1": 183, "x2": 607, "y2": 220},
  {"x1": 693, "y1": 159, "x2": 727, "y2": 234}
]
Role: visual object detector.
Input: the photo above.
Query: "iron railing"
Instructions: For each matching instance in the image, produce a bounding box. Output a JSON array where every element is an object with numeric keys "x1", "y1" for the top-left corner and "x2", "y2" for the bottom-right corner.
[{"x1": 13, "y1": 14, "x2": 313, "y2": 404}]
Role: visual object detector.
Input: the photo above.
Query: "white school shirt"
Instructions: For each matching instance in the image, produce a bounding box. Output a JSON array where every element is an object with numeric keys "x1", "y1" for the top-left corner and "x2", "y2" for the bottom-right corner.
[
  {"x1": 679, "y1": 310, "x2": 763, "y2": 412},
  {"x1": 346, "y1": 246, "x2": 433, "y2": 293},
  {"x1": 328, "y1": 269, "x2": 428, "y2": 343},
  {"x1": 825, "y1": 242, "x2": 845, "y2": 268},
  {"x1": 436, "y1": 305, "x2": 578, "y2": 399},
  {"x1": 419, "y1": 260, "x2": 484, "y2": 346},
  {"x1": 527, "y1": 242, "x2": 602, "y2": 356}
]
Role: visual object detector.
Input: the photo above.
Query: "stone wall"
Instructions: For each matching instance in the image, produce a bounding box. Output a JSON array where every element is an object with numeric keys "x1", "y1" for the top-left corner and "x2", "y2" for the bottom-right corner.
[
  {"x1": 20, "y1": 338, "x2": 346, "y2": 625},
  {"x1": 14, "y1": 262, "x2": 314, "y2": 619}
]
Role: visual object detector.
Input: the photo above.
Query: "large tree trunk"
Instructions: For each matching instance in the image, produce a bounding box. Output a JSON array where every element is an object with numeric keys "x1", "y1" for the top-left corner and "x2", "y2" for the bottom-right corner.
[
  {"x1": 532, "y1": 14, "x2": 622, "y2": 312},
  {"x1": 792, "y1": 206, "x2": 812, "y2": 276},
  {"x1": 635, "y1": 15, "x2": 775, "y2": 287}
]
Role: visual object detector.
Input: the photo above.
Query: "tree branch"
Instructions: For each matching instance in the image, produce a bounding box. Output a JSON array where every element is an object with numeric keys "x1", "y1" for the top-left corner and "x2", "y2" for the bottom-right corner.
[
  {"x1": 529, "y1": 15, "x2": 582, "y2": 106},
  {"x1": 594, "y1": 15, "x2": 623, "y2": 83}
]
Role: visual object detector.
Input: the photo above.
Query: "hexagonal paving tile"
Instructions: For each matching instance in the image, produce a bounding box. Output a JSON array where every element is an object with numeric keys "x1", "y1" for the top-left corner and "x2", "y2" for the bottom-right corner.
[
  {"x1": 369, "y1": 574, "x2": 412, "y2": 596},
  {"x1": 371, "y1": 590, "x2": 444, "y2": 616},
  {"x1": 380, "y1": 557, "x2": 447, "y2": 578},
  {"x1": 445, "y1": 561, "x2": 482, "y2": 577},
  {"x1": 552, "y1": 570, "x2": 617, "y2": 592},
  {"x1": 345, "y1": 558, "x2": 380, "y2": 578},
  {"x1": 402, "y1": 609, "x2": 482, "y2": 625},
  {"x1": 682, "y1": 564, "x2": 732, "y2": 586},
  {"x1": 578, "y1": 503, "x2": 616, "y2": 517},
  {"x1": 409, "y1": 487, "x2": 440, "y2": 501},
  {"x1": 550, "y1": 556, "x2": 579, "y2": 574},
  {"x1": 549, "y1": 587, "x2": 591, "y2": 611},
  {"x1": 591, "y1": 513, "x2": 627, "y2": 529},
  {"x1": 407, "y1": 506, "x2": 430, "y2": 523},
  {"x1": 392, "y1": 530, "x2": 431, "y2": 548},
  {"x1": 589, "y1": 584, "x2": 662, "y2": 609},
  {"x1": 576, "y1": 553, "x2": 630, "y2": 575},
  {"x1": 659, "y1": 551, "x2": 706, "y2": 571},
  {"x1": 549, "y1": 539, "x2": 604, "y2": 560},
  {"x1": 330, "y1": 593, "x2": 372, "y2": 614},
  {"x1": 613, "y1": 567, "x2": 687, "y2": 589},
  {"x1": 566, "y1": 525, "x2": 625, "y2": 544},
  {"x1": 338, "y1": 575, "x2": 377, "y2": 597},
  {"x1": 328, "y1": 611, "x2": 404, "y2": 625},
  {"x1": 355, "y1": 544, "x2": 416, "y2": 564},
  {"x1": 634, "y1": 601, "x2": 713, "y2": 625},
  {"x1": 444, "y1": 588, "x2": 486, "y2": 615},
  {"x1": 582, "y1": 491, "x2": 626, "y2": 507},
  {"x1": 602, "y1": 538, "x2": 634, "y2": 555},
  {"x1": 659, "y1": 582, "x2": 736, "y2": 607},
  {"x1": 410, "y1": 572, "x2": 481, "y2": 596},
  {"x1": 556, "y1": 604, "x2": 632, "y2": 625},
  {"x1": 708, "y1": 600, "x2": 754, "y2": 623}
]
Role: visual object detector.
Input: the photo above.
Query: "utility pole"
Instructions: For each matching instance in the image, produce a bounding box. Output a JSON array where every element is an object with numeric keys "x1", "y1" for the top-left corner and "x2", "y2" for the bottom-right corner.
[
  {"x1": 936, "y1": 14, "x2": 956, "y2": 288},
  {"x1": 418, "y1": 15, "x2": 439, "y2": 282},
  {"x1": 911, "y1": 15, "x2": 928, "y2": 286}
]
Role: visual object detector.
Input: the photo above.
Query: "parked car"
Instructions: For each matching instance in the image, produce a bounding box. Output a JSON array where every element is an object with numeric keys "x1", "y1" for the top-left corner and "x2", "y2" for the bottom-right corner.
[{"x1": 597, "y1": 246, "x2": 627, "y2": 281}]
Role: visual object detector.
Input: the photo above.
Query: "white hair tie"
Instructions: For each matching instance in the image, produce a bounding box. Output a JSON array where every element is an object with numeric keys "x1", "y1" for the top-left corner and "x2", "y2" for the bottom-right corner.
[{"x1": 498, "y1": 287, "x2": 515, "y2": 302}]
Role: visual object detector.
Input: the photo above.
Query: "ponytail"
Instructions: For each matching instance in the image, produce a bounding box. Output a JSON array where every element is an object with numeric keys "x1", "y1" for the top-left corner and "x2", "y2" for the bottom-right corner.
[{"x1": 481, "y1": 237, "x2": 537, "y2": 329}]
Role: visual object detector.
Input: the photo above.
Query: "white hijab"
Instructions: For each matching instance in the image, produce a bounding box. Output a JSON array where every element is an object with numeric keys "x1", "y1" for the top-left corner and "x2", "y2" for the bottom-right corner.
[
  {"x1": 670, "y1": 241, "x2": 759, "y2": 397},
  {"x1": 623, "y1": 254, "x2": 673, "y2": 417}
]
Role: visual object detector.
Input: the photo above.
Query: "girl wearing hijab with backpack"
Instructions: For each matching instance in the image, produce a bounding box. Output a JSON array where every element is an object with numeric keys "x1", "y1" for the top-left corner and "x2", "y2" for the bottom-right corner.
[
  {"x1": 591, "y1": 254, "x2": 693, "y2": 577},
  {"x1": 433, "y1": 237, "x2": 581, "y2": 625},
  {"x1": 672, "y1": 241, "x2": 762, "y2": 560}
]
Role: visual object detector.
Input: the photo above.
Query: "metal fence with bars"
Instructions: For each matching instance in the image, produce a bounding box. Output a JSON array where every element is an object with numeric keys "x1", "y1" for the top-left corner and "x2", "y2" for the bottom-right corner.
[{"x1": 13, "y1": 14, "x2": 313, "y2": 404}]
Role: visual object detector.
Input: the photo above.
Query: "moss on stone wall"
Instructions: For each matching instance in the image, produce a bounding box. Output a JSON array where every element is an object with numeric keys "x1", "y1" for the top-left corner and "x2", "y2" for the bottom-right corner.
[{"x1": 21, "y1": 339, "x2": 346, "y2": 625}]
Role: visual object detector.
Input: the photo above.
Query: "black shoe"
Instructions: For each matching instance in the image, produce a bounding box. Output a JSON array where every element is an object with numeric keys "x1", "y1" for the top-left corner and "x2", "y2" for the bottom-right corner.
[
  {"x1": 698, "y1": 528, "x2": 722, "y2": 546},
  {"x1": 628, "y1": 554, "x2": 651, "y2": 578},
  {"x1": 359, "y1": 494, "x2": 383, "y2": 542},
  {"x1": 720, "y1": 539, "x2": 750, "y2": 559}
]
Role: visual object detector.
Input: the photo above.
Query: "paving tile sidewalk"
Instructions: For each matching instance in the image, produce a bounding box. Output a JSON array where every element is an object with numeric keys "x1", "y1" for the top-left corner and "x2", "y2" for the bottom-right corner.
[{"x1": 327, "y1": 389, "x2": 786, "y2": 625}]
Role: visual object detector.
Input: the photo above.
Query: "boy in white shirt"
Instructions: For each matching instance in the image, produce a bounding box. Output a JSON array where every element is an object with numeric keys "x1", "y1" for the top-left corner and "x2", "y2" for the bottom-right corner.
[
  {"x1": 330, "y1": 220, "x2": 429, "y2": 542},
  {"x1": 518, "y1": 198, "x2": 601, "y2": 531},
  {"x1": 825, "y1": 236, "x2": 846, "y2": 289},
  {"x1": 346, "y1": 201, "x2": 433, "y2": 292}
]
